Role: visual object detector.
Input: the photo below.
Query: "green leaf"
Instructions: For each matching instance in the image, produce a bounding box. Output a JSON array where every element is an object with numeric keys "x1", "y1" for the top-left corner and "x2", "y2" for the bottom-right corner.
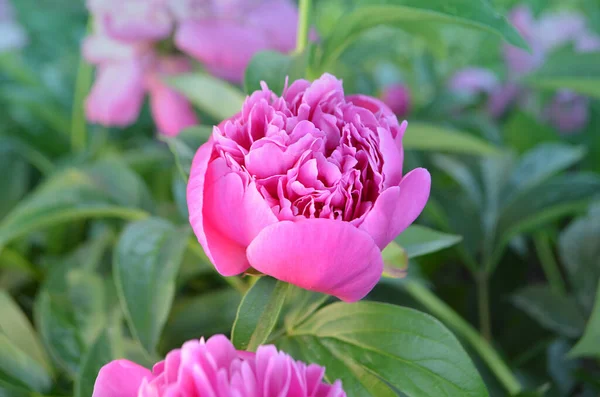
[
  {"x1": 0, "y1": 160, "x2": 152, "y2": 248},
  {"x1": 526, "y1": 52, "x2": 600, "y2": 99},
  {"x1": 507, "y1": 143, "x2": 586, "y2": 194},
  {"x1": 570, "y1": 286, "x2": 600, "y2": 359},
  {"x1": 0, "y1": 152, "x2": 29, "y2": 219},
  {"x1": 381, "y1": 241, "x2": 409, "y2": 278},
  {"x1": 162, "y1": 126, "x2": 212, "y2": 180},
  {"x1": 559, "y1": 210, "x2": 600, "y2": 311},
  {"x1": 35, "y1": 267, "x2": 106, "y2": 376},
  {"x1": 280, "y1": 302, "x2": 488, "y2": 397},
  {"x1": 232, "y1": 277, "x2": 289, "y2": 352},
  {"x1": 161, "y1": 289, "x2": 241, "y2": 351},
  {"x1": 432, "y1": 154, "x2": 483, "y2": 208},
  {"x1": 0, "y1": 333, "x2": 52, "y2": 393},
  {"x1": 503, "y1": 111, "x2": 558, "y2": 154},
  {"x1": 166, "y1": 73, "x2": 245, "y2": 121},
  {"x1": 403, "y1": 122, "x2": 500, "y2": 155},
  {"x1": 244, "y1": 51, "x2": 307, "y2": 94},
  {"x1": 0, "y1": 379, "x2": 35, "y2": 397},
  {"x1": 114, "y1": 218, "x2": 189, "y2": 354},
  {"x1": 512, "y1": 285, "x2": 586, "y2": 338},
  {"x1": 395, "y1": 225, "x2": 463, "y2": 258},
  {"x1": 316, "y1": 1, "x2": 526, "y2": 69},
  {"x1": 74, "y1": 328, "x2": 120, "y2": 397},
  {"x1": 0, "y1": 291, "x2": 51, "y2": 373}
]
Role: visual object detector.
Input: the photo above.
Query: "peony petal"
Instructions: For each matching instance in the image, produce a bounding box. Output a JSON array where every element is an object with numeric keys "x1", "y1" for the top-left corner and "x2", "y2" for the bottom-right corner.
[
  {"x1": 92, "y1": 360, "x2": 152, "y2": 397},
  {"x1": 148, "y1": 80, "x2": 198, "y2": 137},
  {"x1": 359, "y1": 168, "x2": 431, "y2": 250},
  {"x1": 247, "y1": 219, "x2": 383, "y2": 302},
  {"x1": 175, "y1": 20, "x2": 268, "y2": 83}
]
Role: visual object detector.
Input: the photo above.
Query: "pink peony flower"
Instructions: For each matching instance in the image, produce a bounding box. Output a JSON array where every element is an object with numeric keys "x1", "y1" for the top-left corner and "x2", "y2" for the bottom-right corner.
[
  {"x1": 187, "y1": 74, "x2": 431, "y2": 302},
  {"x1": 380, "y1": 84, "x2": 411, "y2": 117},
  {"x1": 92, "y1": 335, "x2": 346, "y2": 397}
]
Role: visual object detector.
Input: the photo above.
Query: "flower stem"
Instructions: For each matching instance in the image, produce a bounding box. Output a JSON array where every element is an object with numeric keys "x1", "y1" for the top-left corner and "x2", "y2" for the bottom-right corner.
[
  {"x1": 295, "y1": 0, "x2": 312, "y2": 54},
  {"x1": 533, "y1": 231, "x2": 566, "y2": 295},
  {"x1": 476, "y1": 271, "x2": 492, "y2": 342},
  {"x1": 404, "y1": 281, "x2": 522, "y2": 395}
]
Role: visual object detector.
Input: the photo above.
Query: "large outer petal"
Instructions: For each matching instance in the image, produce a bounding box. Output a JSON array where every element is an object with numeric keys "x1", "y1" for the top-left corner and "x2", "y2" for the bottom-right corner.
[
  {"x1": 85, "y1": 61, "x2": 145, "y2": 127},
  {"x1": 247, "y1": 219, "x2": 383, "y2": 302},
  {"x1": 92, "y1": 360, "x2": 152, "y2": 397},
  {"x1": 175, "y1": 20, "x2": 268, "y2": 83},
  {"x1": 359, "y1": 168, "x2": 431, "y2": 250},
  {"x1": 188, "y1": 151, "x2": 278, "y2": 276}
]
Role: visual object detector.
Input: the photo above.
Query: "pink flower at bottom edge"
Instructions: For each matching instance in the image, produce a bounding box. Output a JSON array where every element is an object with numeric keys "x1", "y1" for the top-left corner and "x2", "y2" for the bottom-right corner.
[{"x1": 92, "y1": 335, "x2": 346, "y2": 397}]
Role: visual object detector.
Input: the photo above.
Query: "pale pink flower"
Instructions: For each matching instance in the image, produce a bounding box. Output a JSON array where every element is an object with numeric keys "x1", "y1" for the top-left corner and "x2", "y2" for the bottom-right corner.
[
  {"x1": 93, "y1": 335, "x2": 346, "y2": 397},
  {"x1": 187, "y1": 74, "x2": 431, "y2": 301}
]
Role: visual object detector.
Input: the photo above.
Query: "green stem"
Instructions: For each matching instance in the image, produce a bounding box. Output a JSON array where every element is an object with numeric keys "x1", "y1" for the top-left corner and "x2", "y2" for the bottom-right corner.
[
  {"x1": 71, "y1": 19, "x2": 94, "y2": 152},
  {"x1": 404, "y1": 281, "x2": 522, "y2": 395},
  {"x1": 533, "y1": 232, "x2": 566, "y2": 295},
  {"x1": 476, "y1": 271, "x2": 492, "y2": 342},
  {"x1": 295, "y1": 0, "x2": 312, "y2": 54}
]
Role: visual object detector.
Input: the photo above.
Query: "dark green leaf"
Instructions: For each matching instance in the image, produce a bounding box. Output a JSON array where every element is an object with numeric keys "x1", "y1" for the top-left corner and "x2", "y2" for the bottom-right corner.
[
  {"x1": 244, "y1": 51, "x2": 307, "y2": 94},
  {"x1": 526, "y1": 52, "x2": 600, "y2": 99},
  {"x1": 395, "y1": 225, "x2": 462, "y2": 258},
  {"x1": 161, "y1": 289, "x2": 241, "y2": 351},
  {"x1": 512, "y1": 285, "x2": 586, "y2": 338},
  {"x1": 559, "y1": 209, "x2": 600, "y2": 311},
  {"x1": 432, "y1": 154, "x2": 482, "y2": 208},
  {"x1": 280, "y1": 302, "x2": 488, "y2": 397},
  {"x1": 0, "y1": 291, "x2": 51, "y2": 373},
  {"x1": 0, "y1": 160, "x2": 152, "y2": 248},
  {"x1": 114, "y1": 218, "x2": 189, "y2": 354},
  {"x1": 0, "y1": 152, "x2": 29, "y2": 219},
  {"x1": 74, "y1": 328, "x2": 120, "y2": 397},
  {"x1": 570, "y1": 286, "x2": 600, "y2": 359},
  {"x1": 166, "y1": 73, "x2": 245, "y2": 121},
  {"x1": 404, "y1": 122, "x2": 500, "y2": 155},
  {"x1": 232, "y1": 277, "x2": 289, "y2": 352},
  {"x1": 162, "y1": 126, "x2": 212, "y2": 181},
  {"x1": 503, "y1": 111, "x2": 558, "y2": 154}
]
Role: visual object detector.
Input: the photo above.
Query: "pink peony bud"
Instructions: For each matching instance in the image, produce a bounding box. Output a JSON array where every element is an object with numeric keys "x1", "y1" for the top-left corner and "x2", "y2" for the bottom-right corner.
[
  {"x1": 92, "y1": 335, "x2": 346, "y2": 397},
  {"x1": 187, "y1": 74, "x2": 431, "y2": 302},
  {"x1": 380, "y1": 84, "x2": 411, "y2": 117},
  {"x1": 85, "y1": 61, "x2": 146, "y2": 127},
  {"x1": 146, "y1": 57, "x2": 199, "y2": 136}
]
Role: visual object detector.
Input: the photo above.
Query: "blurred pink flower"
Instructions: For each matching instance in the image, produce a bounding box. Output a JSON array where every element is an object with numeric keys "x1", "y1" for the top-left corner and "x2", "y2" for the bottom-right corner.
[
  {"x1": 380, "y1": 84, "x2": 411, "y2": 117},
  {"x1": 448, "y1": 68, "x2": 500, "y2": 97},
  {"x1": 0, "y1": 0, "x2": 27, "y2": 52},
  {"x1": 187, "y1": 74, "x2": 430, "y2": 301},
  {"x1": 93, "y1": 335, "x2": 346, "y2": 397},
  {"x1": 449, "y1": 5, "x2": 600, "y2": 133}
]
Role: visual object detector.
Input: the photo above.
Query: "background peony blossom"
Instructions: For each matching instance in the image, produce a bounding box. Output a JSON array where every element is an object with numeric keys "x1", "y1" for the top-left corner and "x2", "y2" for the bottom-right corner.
[
  {"x1": 187, "y1": 74, "x2": 431, "y2": 302},
  {"x1": 0, "y1": 0, "x2": 27, "y2": 53},
  {"x1": 380, "y1": 84, "x2": 411, "y2": 118},
  {"x1": 93, "y1": 335, "x2": 346, "y2": 397},
  {"x1": 449, "y1": 5, "x2": 600, "y2": 133}
]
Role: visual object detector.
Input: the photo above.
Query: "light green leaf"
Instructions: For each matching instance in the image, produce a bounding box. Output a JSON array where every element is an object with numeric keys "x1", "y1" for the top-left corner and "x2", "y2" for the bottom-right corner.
[
  {"x1": 559, "y1": 210, "x2": 600, "y2": 311},
  {"x1": 114, "y1": 218, "x2": 189, "y2": 354},
  {"x1": 404, "y1": 122, "x2": 500, "y2": 155},
  {"x1": 396, "y1": 225, "x2": 463, "y2": 258},
  {"x1": 281, "y1": 302, "x2": 488, "y2": 397},
  {"x1": 0, "y1": 160, "x2": 152, "y2": 248},
  {"x1": 166, "y1": 73, "x2": 245, "y2": 121},
  {"x1": 35, "y1": 267, "x2": 106, "y2": 376},
  {"x1": 570, "y1": 286, "x2": 600, "y2": 359},
  {"x1": 75, "y1": 328, "x2": 120, "y2": 397},
  {"x1": 244, "y1": 51, "x2": 307, "y2": 94},
  {"x1": 381, "y1": 241, "x2": 408, "y2": 278},
  {"x1": 232, "y1": 277, "x2": 289, "y2": 352},
  {"x1": 316, "y1": 1, "x2": 526, "y2": 69},
  {"x1": 0, "y1": 291, "x2": 51, "y2": 373},
  {"x1": 512, "y1": 285, "x2": 586, "y2": 338},
  {"x1": 0, "y1": 333, "x2": 52, "y2": 393},
  {"x1": 526, "y1": 52, "x2": 600, "y2": 99},
  {"x1": 161, "y1": 289, "x2": 241, "y2": 351}
]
